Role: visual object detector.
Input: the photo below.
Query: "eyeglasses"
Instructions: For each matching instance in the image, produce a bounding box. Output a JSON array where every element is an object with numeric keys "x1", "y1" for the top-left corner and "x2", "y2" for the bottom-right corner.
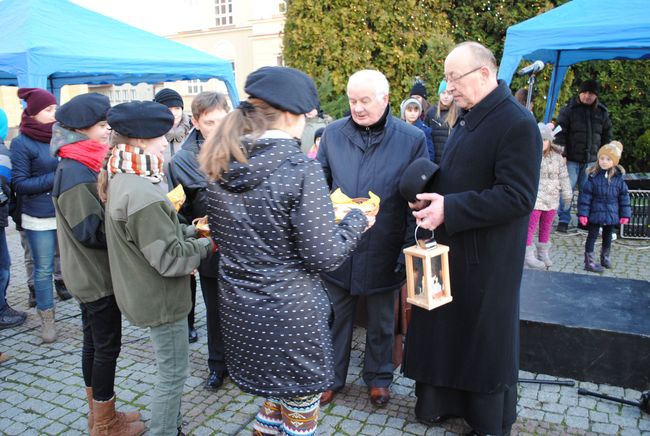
[{"x1": 444, "y1": 65, "x2": 485, "y2": 84}]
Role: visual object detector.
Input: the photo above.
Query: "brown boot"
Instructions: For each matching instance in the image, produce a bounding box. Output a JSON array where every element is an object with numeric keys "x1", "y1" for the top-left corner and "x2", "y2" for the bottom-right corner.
[
  {"x1": 37, "y1": 308, "x2": 57, "y2": 344},
  {"x1": 86, "y1": 388, "x2": 142, "y2": 434},
  {"x1": 91, "y1": 395, "x2": 145, "y2": 436}
]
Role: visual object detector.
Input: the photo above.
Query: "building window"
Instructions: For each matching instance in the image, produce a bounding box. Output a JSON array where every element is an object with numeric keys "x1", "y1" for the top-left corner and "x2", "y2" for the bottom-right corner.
[
  {"x1": 188, "y1": 79, "x2": 203, "y2": 95},
  {"x1": 215, "y1": 0, "x2": 233, "y2": 26}
]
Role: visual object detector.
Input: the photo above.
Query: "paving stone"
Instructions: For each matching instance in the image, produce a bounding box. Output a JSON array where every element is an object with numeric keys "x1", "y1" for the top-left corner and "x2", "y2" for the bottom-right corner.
[
  {"x1": 339, "y1": 418, "x2": 363, "y2": 434},
  {"x1": 565, "y1": 415, "x2": 590, "y2": 430},
  {"x1": 592, "y1": 422, "x2": 620, "y2": 434},
  {"x1": 589, "y1": 409, "x2": 609, "y2": 423}
]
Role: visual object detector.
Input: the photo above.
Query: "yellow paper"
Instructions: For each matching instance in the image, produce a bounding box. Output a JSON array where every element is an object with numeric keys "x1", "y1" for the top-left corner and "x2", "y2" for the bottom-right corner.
[
  {"x1": 167, "y1": 184, "x2": 186, "y2": 212},
  {"x1": 330, "y1": 188, "x2": 380, "y2": 222}
]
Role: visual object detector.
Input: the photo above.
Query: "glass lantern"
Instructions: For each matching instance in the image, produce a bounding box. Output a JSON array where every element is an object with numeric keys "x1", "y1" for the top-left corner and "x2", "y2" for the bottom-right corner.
[{"x1": 403, "y1": 241, "x2": 452, "y2": 310}]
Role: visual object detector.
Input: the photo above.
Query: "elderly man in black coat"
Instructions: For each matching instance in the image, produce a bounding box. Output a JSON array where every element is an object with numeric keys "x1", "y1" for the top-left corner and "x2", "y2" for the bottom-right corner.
[
  {"x1": 317, "y1": 69, "x2": 428, "y2": 407},
  {"x1": 404, "y1": 42, "x2": 542, "y2": 435}
]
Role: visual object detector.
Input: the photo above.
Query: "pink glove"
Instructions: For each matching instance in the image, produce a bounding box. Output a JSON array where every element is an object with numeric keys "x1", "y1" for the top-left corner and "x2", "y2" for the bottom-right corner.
[
  {"x1": 620, "y1": 217, "x2": 629, "y2": 225},
  {"x1": 579, "y1": 216, "x2": 588, "y2": 226}
]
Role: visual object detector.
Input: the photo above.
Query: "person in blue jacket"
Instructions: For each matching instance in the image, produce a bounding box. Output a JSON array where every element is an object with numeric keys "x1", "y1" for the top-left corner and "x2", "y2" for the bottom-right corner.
[
  {"x1": 0, "y1": 107, "x2": 27, "y2": 332},
  {"x1": 578, "y1": 140, "x2": 631, "y2": 272},
  {"x1": 10, "y1": 88, "x2": 60, "y2": 343},
  {"x1": 400, "y1": 97, "x2": 434, "y2": 161}
]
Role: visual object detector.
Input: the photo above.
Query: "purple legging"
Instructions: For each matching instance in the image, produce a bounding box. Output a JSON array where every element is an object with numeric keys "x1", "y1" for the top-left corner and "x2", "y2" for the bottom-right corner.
[{"x1": 527, "y1": 209, "x2": 556, "y2": 246}]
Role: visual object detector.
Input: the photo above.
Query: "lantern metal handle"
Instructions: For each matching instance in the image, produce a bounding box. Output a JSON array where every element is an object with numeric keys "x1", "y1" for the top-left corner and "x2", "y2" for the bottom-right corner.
[{"x1": 415, "y1": 224, "x2": 437, "y2": 249}]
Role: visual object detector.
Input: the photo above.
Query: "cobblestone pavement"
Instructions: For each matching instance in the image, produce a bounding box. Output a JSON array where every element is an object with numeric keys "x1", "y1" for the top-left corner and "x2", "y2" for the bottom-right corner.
[{"x1": 1, "y1": 224, "x2": 649, "y2": 435}]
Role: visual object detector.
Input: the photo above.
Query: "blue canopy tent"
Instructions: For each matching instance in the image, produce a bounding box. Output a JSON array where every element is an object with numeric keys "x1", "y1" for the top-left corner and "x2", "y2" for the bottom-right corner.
[
  {"x1": 0, "y1": 0, "x2": 239, "y2": 104},
  {"x1": 498, "y1": 0, "x2": 650, "y2": 122}
]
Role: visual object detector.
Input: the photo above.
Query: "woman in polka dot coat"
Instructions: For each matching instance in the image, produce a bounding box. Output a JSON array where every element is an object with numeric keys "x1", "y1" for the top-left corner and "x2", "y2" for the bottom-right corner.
[{"x1": 200, "y1": 67, "x2": 370, "y2": 436}]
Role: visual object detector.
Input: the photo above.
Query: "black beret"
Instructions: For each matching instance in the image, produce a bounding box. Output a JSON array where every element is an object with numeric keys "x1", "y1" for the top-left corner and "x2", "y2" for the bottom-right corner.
[
  {"x1": 154, "y1": 88, "x2": 184, "y2": 109},
  {"x1": 55, "y1": 93, "x2": 111, "y2": 129},
  {"x1": 579, "y1": 79, "x2": 599, "y2": 95},
  {"x1": 244, "y1": 66, "x2": 318, "y2": 115},
  {"x1": 107, "y1": 101, "x2": 174, "y2": 139},
  {"x1": 399, "y1": 158, "x2": 440, "y2": 202}
]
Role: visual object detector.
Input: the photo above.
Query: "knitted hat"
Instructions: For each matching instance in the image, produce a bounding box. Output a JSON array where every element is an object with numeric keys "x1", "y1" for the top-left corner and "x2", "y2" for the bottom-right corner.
[
  {"x1": 400, "y1": 97, "x2": 422, "y2": 119},
  {"x1": 154, "y1": 88, "x2": 184, "y2": 109},
  {"x1": 399, "y1": 157, "x2": 440, "y2": 202},
  {"x1": 56, "y1": 93, "x2": 111, "y2": 129},
  {"x1": 537, "y1": 122, "x2": 556, "y2": 141},
  {"x1": 245, "y1": 66, "x2": 318, "y2": 115},
  {"x1": 107, "y1": 101, "x2": 175, "y2": 139},
  {"x1": 579, "y1": 79, "x2": 599, "y2": 95},
  {"x1": 598, "y1": 141, "x2": 623, "y2": 166},
  {"x1": 438, "y1": 80, "x2": 447, "y2": 95},
  {"x1": 410, "y1": 81, "x2": 428, "y2": 99},
  {"x1": 17, "y1": 88, "x2": 57, "y2": 116}
]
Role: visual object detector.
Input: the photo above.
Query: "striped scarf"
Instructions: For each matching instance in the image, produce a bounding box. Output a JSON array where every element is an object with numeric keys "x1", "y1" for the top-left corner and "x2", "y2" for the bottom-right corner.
[{"x1": 107, "y1": 143, "x2": 163, "y2": 184}]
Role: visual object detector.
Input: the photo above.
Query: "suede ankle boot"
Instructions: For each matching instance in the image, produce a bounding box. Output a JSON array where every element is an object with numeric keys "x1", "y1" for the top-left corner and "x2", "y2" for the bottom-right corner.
[
  {"x1": 536, "y1": 242, "x2": 553, "y2": 267},
  {"x1": 91, "y1": 395, "x2": 145, "y2": 436},
  {"x1": 584, "y1": 251, "x2": 604, "y2": 273},
  {"x1": 86, "y1": 387, "x2": 142, "y2": 432},
  {"x1": 524, "y1": 245, "x2": 545, "y2": 269},
  {"x1": 37, "y1": 308, "x2": 57, "y2": 344},
  {"x1": 600, "y1": 247, "x2": 612, "y2": 268}
]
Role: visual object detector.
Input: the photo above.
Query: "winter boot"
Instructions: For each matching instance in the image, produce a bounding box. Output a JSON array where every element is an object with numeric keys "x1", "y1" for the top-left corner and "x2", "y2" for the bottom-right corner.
[
  {"x1": 28, "y1": 284, "x2": 36, "y2": 308},
  {"x1": 54, "y1": 279, "x2": 72, "y2": 301},
  {"x1": 524, "y1": 245, "x2": 546, "y2": 269},
  {"x1": 86, "y1": 387, "x2": 141, "y2": 432},
  {"x1": 37, "y1": 308, "x2": 57, "y2": 343},
  {"x1": 536, "y1": 242, "x2": 553, "y2": 267},
  {"x1": 600, "y1": 247, "x2": 612, "y2": 269},
  {"x1": 584, "y1": 252, "x2": 604, "y2": 273},
  {"x1": 91, "y1": 395, "x2": 145, "y2": 436}
]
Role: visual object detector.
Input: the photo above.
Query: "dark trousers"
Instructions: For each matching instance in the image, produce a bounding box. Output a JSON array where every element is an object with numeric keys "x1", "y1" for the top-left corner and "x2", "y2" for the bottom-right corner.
[
  {"x1": 199, "y1": 275, "x2": 226, "y2": 372},
  {"x1": 323, "y1": 281, "x2": 398, "y2": 391},
  {"x1": 80, "y1": 295, "x2": 122, "y2": 401},
  {"x1": 585, "y1": 223, "x2": 614, "y2": 252},
  {"x1": 188, "y1": 274, "x2": 197, "y2": 329}
]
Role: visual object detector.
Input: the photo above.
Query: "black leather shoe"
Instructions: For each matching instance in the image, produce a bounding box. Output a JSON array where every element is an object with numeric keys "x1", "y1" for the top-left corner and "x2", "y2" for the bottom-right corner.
[
  {"x1": 54, "y1": 280, "x2": 72, "y2": 301},
  {"x1": 188, "y1": 327, "x2": 198, "y2": 343},
  {"x1": 205, "y1": 370, "x2": 228, "y2": 390},
  {"x1": 417, "y1": 414, "x2": 454, "y2": 426},
  {"x1": 0, "y1": 305, "x2": 27, "y2": 330}
]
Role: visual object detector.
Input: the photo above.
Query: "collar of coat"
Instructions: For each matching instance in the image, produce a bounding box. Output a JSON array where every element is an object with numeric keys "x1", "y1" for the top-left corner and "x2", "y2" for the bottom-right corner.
[
  {"x1": 341, "y1": 107, "x2": 394, "y2": 150},
  {"x1": 457, "y1": 80, "x2": 513, "y2": 132},
  {"x1": 350, "y1": 104, "x2": 390, "y2": 133}
]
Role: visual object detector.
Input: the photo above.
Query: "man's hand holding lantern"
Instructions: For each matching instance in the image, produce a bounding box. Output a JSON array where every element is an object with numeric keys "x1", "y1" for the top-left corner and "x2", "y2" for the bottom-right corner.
[{"x1": 412, "y1": 193, "x2": 445, "y2": 230}]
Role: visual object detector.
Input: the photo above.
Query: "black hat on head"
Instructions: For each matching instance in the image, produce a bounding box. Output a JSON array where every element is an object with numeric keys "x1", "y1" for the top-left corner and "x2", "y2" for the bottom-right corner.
[
  {"x1": 410, "y1": 81, "x2": 428, "y2": 100},
  {"x1": 399, "y1": 158, "x2": 440, "y2": 203},
  {"x1": 153, "y1": 88, "x2": 184, "y2": 109},
  {"x1": 107, "y1": 101, "x2": 175, "y2": 139},
  {"x1": 579, "y1": 79, "x2": 599, "y2": 95},
  {"x1": 244, "y1": 66, "x2": 319, "y2": 115},
  {"x1": 55, "y1": 93, "x2": 111, "y2": 129}
]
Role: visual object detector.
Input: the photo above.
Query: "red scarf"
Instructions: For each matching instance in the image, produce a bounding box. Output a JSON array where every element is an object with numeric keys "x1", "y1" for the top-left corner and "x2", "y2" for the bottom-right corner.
[
  {"x1": 19, "y1": 112, "x2": 53, "y2": 143},
  {"x1": 58, "y1": 140, "x2": 109, "y2": 172}
]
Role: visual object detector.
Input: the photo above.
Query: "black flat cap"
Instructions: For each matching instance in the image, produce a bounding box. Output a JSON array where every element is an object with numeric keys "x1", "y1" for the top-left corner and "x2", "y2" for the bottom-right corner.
[
  {"x1": 399, "y1": 158, "x2": 440, "y2": 202},
  {"x1": 244, "y1": 66, "x2": 318, "y2": 115},
  {"x1": 56, "y1": 93, "x2": 111, "y2": 129},
  {"x1": 107, "y1": 101, "x2": 174, "y2": 139},
  {"x1": 154, "y1": 88, "x2": 184, "y2": 109}
]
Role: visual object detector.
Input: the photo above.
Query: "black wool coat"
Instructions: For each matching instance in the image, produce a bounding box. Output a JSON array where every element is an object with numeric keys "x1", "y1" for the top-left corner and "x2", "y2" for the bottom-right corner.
[
  {"x1": 403, "y1": 81, "x2": 542, "y2": 393},
  {"x1": 317, "y1": 111, "x2": 429, "y2": 295}
]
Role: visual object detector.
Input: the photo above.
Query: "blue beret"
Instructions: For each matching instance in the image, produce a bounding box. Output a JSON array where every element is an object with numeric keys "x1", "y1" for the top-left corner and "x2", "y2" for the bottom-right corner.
[
  {"x1": 244, "y1": 66, "x2": 319, "y2": 115},
  {"x1": 107, "y1": 101, "x2": 174, "y2": 139},
  {"x1": 399, "y1": 158, "x2": 440, "y2": 202},
  {"x1": 55, "y1": 93, "x2": 111, "y2": 129}
]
